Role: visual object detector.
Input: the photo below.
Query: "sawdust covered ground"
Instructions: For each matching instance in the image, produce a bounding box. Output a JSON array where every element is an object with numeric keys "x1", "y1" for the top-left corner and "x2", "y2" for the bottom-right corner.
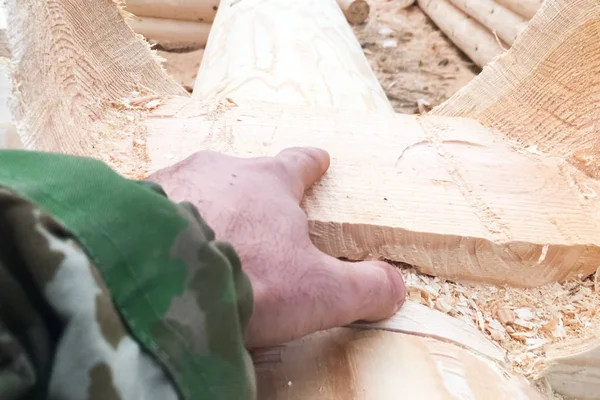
[{"x1": 156, "y1": 2, "x2": 479, "y2": 113}]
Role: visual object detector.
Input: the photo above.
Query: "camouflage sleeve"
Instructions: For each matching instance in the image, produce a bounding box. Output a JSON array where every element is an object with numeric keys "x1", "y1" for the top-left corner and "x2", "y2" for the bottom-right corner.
[{"x1": 0, "y1": 150, "x2": 256, "y2": 400}]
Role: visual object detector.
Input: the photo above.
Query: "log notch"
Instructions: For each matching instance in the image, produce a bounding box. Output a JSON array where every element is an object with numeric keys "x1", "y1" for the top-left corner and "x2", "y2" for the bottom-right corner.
[
  {"x1": 192, "y1": 0, "x2": 392, "y2": 111},
  {"x1": 448, "y1": 0, "x2": 529, "y2": 46},
  {"x1": 495, "y1": 0, "x2": 544, "y2": 19},
  {"x1": 125, "y1": 15, "x2": 211, "y2": 46},
  {"x1": 417, "y1": 0, "x2": 506, "y2": 67},
  {"x1": 124, "y1": 0, "x2": 219, "y2": 23}
]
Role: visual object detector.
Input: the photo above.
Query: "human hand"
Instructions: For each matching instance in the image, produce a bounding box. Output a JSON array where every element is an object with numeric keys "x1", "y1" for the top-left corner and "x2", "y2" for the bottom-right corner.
[{"x1": 146, "y1": 148, "x2": 405, "y2": 349}]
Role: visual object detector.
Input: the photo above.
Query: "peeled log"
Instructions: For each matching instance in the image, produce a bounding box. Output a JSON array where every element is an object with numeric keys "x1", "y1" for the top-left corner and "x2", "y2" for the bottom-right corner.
[
  {"x1": 417, "y1": 0, "x2": 506, "y2": 67},
  {"x1": 336, "y1": 0, "x2": 370, "y2": 24},
  {"x1": 126, "y1": 16, "x2": 211, "y2": 46},
  {"x1": 124, "y1": 0, "x2": 219, "y2": 22},
  {"x1": 192, "y1": 0, "x2": 392, "y2": 111},
  {"x1": 448, "y1": 0, "x2": 529, "y2": 45},
  {"x1": 495, "y1": 0, "x2": 544, "y2": 19},
  {"x1": 0, "y1": 2, "x2": 21, "y2": 149}
]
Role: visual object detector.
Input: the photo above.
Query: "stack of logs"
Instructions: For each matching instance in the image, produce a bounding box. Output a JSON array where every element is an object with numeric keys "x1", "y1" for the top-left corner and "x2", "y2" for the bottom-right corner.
[
  {"x1": 418, "y1": 0, "x2": 545, "y2": 67},
  {"x1": 124, "y1": 0, "x2": 371, "y2": 48}
]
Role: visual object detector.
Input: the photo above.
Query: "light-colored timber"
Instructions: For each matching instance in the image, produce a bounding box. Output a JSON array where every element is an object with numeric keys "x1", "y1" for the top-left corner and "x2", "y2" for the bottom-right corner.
[
  {"x1": 494, "y1": 0, "x2": 544, "y2": 19},
  {"x1": 124, "y1": 0, "x2": 219, "y2": 22},
  {"x1": 336, "y1": 0, "x2": 370, "y2": 25},
  {"x1": 192, "y1": 0, "x2": 392, "y2": 111},
  {"x1": 126, "y1": 16, "x2": 211, "y2": 46},
  {"x1": 417, "y1": 0, "x2": 506, "y2": 67}
]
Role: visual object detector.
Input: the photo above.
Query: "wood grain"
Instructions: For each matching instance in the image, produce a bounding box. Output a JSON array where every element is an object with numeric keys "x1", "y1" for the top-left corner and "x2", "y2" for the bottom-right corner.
[
  {"x1": 141, "y1": 97, "x2": 600, "y2": 287},
  {"x1": 433, "y1": 0, "x2": 600, "y2": 181},
  {"x1": 417, "y1": 0, "x2": 506, "y2": 67},
  {"x1": 448, "y1": 0, "x2": 528, "y2": 46},
  {"x1": 253, "y1": 328, "x2": 542, "y2": 400},
  {"x1": 0, "y1": 2, "x2": 20, "y2": 149},
  {"x1": 7, "y1": 0, "x2": 187, "y2": 154},
  {"x1": 192, "y1": 0, "x2": 392, "y2": 111},
  {"x1": 494, "y1": 0, "x2": 544, "y2": 19},
  {"x1": 125, "y1": 15, "x2": 211, "y2": 45}
]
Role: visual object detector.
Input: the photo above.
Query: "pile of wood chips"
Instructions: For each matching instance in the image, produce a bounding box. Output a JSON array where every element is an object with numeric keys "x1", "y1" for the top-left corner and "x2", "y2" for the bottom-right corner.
[{"x1": 401, "y1": 267, "x2": 600, "y2": 379}]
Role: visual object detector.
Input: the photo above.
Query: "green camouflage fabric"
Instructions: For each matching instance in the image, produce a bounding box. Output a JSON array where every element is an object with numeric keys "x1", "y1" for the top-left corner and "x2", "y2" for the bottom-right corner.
[{"x1": 0, "y1": 150, "x2": 256, "y2": 399}]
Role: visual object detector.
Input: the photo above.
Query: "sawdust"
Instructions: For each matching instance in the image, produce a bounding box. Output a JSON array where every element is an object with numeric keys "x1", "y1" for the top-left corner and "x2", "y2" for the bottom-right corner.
[{"x1": 401, "y1": 267, "x2": 600, "y2": 382}]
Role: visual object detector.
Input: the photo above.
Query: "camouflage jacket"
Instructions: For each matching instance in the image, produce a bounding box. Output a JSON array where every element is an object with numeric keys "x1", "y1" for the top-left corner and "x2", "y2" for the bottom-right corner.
[{"x1": 0, "y1": 150, "x2": 256, "y2": 399}]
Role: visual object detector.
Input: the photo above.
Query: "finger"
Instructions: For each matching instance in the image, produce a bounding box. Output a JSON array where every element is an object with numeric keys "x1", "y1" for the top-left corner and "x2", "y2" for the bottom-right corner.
[
  {"x1": 301, "y1": 255, "x2": 406, "y2": 329},
  {"x1": 321, "y1": 257, "x2": 406, "y2": 327},
  {"x1": 275, "y1": 147, "x2": 330, "y2": 199}
]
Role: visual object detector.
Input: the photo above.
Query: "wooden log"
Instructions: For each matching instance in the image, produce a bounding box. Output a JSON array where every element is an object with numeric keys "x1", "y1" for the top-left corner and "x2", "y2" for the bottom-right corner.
[
  {"x1": 139, "y1": 96, "x2": 600, "y2": 288},
  {"x1": 0, "y1": 2, "x2": 21, "y2": 150},
  {"x1": 124, "y1": 0, "x2": 219, "y2": 23},
  {"x1": 192, "y1": 0, "x2": 392, "y2": 111},
  {"x1": 126, "y1": 16, "x2": 211, "y2": 46},
  {"x1": 447, "y1": 0, "x2": 529, "y2": 46},
  {"x1": 336, "y1": 0, "x2": 370, "y2": 25},
  {"x1": 6, "y1": 0, "x2": 600, "y2": 397},
  {"x1": 433, "y1": 0, "x2": 600, "y2": 181},
  {"x1": 494, "y1": 0, "x2": 544, "y2": 19},
  {"x1": 417, "y1": 0, "x2": 506, "y2": 68},
  {"x1": 541, "y1": 337, "x2": 600, "y2": 399}
]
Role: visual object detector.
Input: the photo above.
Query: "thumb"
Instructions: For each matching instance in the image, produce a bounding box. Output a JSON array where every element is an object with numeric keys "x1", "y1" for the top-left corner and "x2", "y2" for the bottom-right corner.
[
  {"x1": 324, "y1": 256, "x2": 406, "y2": 327},
  {"x1": 275, "y1": 147, "x2": 330, "y2": 200}
]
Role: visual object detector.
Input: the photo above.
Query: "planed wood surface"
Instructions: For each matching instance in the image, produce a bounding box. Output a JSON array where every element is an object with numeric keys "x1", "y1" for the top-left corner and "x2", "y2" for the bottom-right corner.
[
  {"x1": 140, "y1": 96, "x2": 600, "y2": 287},
  {"x1": 125, "y1": 16, "x2": 211, "y2": 45},
  {"x1": 541, "y1": 337, "x2": 600, "y2": 399},
  {"x1": 433, "y1": 0, "x2": 600, "y2": 181},
  {"x1": 336, "y1": 0, "x2": 370, "y2": 25},
  {"x1": 494, "y1": 0, "x2": 544, "y2": 19},
  {"x1": 417, "y1": 0, "x2": 506, "y2": 67},
  {"x1": 447, "y1": 0, "x2": 528, "y2": 46},
  {"x1": 123, "y1": 0, "x2": 219, "y2": 22},
  {"x1": 253, "y1": 327, "x2": 542, "y2": 400},
  {"x1": 192, "y1": 0, "x2": 392, "y2": 111}
]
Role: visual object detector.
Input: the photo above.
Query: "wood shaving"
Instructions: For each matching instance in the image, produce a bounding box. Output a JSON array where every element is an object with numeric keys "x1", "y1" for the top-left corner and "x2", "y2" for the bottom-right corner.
[{"x1": 400, "y1": 268, "x2": 600, "y2": 380}]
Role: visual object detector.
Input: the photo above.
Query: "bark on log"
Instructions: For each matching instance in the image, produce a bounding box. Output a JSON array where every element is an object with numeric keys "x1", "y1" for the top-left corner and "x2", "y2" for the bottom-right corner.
[
  {"x1": 417, "y1": 0, "x2": 506, "y2": 67},
  {"x1": 336, "y1": 0, "x2": 370, "y2": 25},
  {"x1": 124, "y1": 0, "x2": 219, "y2": 23},
  {"x1": 192, "y1": 0, "x2": 392, "y2": 111},
  {"x1": 448, "y1": 0, "x2": 529, "y2": 46},
  {"x1": 494, "y1": 0, "x2": 544, "y2": 19},
  {"x1": 126, "y1": 16, "x2": 211, "y2": 46}
]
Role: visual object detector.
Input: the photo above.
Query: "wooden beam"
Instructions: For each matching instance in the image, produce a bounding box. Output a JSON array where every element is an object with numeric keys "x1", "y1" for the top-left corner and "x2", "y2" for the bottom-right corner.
[
  {"x1": 124, "y1": 0, "x2": 219, "y2": 23},
  {"x1": 417, "y1": 0, "x2": 506, "y2": 67},
  {"x1": 494, "y1": 0, "x2": 544, "y2": 19},
  {"x1": 192, "y1": 0, "x2": 392, "y2": 111},
  {"x1": 139, "y1": 96, "x2": 600, "y2": 287},
  {"x1": 126, "y1": 15, "x2": 211, "y2": 46},
  {"x1": 447, "y1": 0, "x2": 528, "y2": 46},
  {"x1": 336, "y1": 0, "x2": 370, "y2": 25}
]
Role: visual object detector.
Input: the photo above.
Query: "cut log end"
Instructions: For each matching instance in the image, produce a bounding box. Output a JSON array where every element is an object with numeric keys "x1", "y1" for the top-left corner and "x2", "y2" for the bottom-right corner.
[{"x1": 341, "y1": 0, "x2": 370, "y2": 25}]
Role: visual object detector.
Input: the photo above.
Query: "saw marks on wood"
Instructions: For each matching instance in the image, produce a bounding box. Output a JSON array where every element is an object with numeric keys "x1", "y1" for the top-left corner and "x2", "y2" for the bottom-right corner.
[
  {"x1": 139, "y1": 97, "x2": 600, "y2": 287},
  {"x1": 253, "y1": 327, "x2": 542, "y2": 400},
  {"x1": 7, "y1": 0, "x2": 186, "y2": 154},
  {"x1": 433, "y1": 0, "x2": 600, "y2": 181},
  {"x1": 193, "y1": 0, "x2": 392, "y2": 111}
]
